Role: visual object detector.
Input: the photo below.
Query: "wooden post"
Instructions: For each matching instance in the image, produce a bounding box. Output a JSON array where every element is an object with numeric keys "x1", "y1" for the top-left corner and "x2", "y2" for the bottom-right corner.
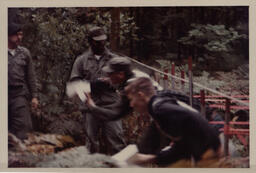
[
  {"x1": 188, "y1": 56, "x2": 193, "y2": 106},
  {"x1": 164, "y1": 69, "x2": 169, "y2": 89},
  {"x1": 181, "y1": 70, "x2": 185, "y2": 91},
  {"x1": 224, "y1": 98, "x2": 231, "y2": 156},
  {"x1": 200, "y1": 90, "x2": 206, "y2": 117},
  {"x1": 171, "y1": 63, "x2": 175, "y2": 90}
]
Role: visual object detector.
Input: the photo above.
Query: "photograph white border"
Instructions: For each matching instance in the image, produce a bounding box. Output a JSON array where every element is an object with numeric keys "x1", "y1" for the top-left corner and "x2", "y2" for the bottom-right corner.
[{"x1": 1, "y1": 0, "x2": 255, "y2": 172}]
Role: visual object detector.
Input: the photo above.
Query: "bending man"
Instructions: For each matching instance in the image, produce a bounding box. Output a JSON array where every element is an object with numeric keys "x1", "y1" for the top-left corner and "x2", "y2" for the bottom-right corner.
[{"x1": 124, "y1": 77, "x2": 221, "y2": 167}]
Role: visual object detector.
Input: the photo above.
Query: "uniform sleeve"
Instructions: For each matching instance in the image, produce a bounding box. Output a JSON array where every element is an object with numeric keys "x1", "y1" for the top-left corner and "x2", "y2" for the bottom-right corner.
[
  {"x1": 137, "y1": 123, "x2": 163, "y2": 154},
  {"x1": 26, "y1": 49, "x2": 38, "y2": 98},
  {"x1": 88, "y1": 95, "x2": 131, "y2": 121},
  {"x1": 70, "y1": 56, "x2": 84, "y2": 81}
]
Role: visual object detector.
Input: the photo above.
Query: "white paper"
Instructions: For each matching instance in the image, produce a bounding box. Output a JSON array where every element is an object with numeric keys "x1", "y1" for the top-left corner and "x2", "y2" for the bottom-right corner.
[
  {"x1": 66, "y1": 80, "x2": 91, "y2": 102},
  {"x1": 111, "y1": 144, "x2": 138, "y2": 166}
]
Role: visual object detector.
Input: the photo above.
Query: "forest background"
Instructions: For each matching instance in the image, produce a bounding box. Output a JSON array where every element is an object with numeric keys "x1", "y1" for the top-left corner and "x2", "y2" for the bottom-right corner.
[{"x1": 8, "y1": 7, "x2": 249, "y2": 156}]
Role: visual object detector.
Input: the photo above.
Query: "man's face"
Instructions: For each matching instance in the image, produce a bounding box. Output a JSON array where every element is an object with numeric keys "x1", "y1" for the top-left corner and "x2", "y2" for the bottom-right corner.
[
  {"x1": 8, "y1": 31, "x2": 23, "y2": 47},
  {"x1": 91, "y1": 39, "x2": 106, "y2": 55},
  {"x1": 127, "y1": 92, "x2": 148, "y2": 114},
  {"x1": 108, "y1": 71, "x2": 125, "y2": 85}
]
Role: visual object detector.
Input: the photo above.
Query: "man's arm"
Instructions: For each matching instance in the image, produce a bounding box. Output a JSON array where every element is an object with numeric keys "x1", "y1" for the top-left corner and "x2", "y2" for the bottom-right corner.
[
  {"x1": 26, "y1": 49, "x2": 37, "y2": 98},
  {"x1": 155, "y1": 141, "x2": 188, "y2": 166},
  {"x1": 87, "y1": 94, "x2": 131, "y2": 121},
  {"x1": 25, "y1": 49, "x2": 38, "y2": 108},
  {"x1": 137, "y1": 123, "x2": 165, "y2": 154},
  {"x1": 69, "y1": 56, "x2": 86, "y2": 81}
]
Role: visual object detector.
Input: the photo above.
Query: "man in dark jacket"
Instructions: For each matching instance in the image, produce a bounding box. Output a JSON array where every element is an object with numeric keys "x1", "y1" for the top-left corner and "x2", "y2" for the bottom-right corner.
[
  {"x1": 8, "y1": 23, "x2": 39, "y2": 140},
  {"x1": 69, "y1": 26, "x2": 126, "y2": 154},
  {"x1": 85, "y1": 56, "x2": 162, "y2": 121},
  {"x1": 124, "y1": 77, "x2": 221, "y2": 167}
]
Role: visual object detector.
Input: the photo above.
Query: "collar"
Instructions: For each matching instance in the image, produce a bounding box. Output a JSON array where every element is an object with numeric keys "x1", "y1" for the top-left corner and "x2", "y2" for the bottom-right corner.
[
  {"x1": 148, "y1": 95, "x2": 157, "y2": 115},
  {"x1": 94, "y1": 55, "x2": 101, "y2": 60},
  {"x1": 8, "y1": 46, "x2": 21, "y2": 56},
  {"x1": 88, "y1": 47, "x2": 109, "y2": 60},
  {"x1": 8, "y1": 48, "x2": 16, "y2": 56}
]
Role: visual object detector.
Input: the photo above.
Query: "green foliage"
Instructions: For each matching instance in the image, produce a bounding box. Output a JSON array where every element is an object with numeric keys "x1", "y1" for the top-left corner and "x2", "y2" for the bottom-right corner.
[
  {"x1": 19, "y1": 8, "x2": 88, "y2": 110},
  {"x1": 178, "y1": 24, "x2": 247, "y2": 52},
  {"x1": 178, "y1": 24, "x2": 248, "y2": 70},
  {"x1": 16, "y1": 8, "x2": 138, "y2": 118},
  {"x1": 120, "y1": 11, "x2": 139, "y2": 48},
  {"x1": 192, "y1": 71, "x2": 226, "y2": 93}
]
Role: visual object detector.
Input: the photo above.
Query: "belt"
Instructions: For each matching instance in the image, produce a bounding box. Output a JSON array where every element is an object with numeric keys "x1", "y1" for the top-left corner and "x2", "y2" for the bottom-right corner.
[{"x1": 8, "y1": 85, "x2": 23, "y2": 89}]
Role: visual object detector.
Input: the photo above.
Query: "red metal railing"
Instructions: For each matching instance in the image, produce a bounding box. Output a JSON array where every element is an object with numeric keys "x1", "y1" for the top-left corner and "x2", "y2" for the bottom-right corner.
[
  {"x1": 159, "y1": 57, "x2": 249, "y2": 156},
  {"x1": 198, "y1": 93, "x2": 249, "y2": 155}
]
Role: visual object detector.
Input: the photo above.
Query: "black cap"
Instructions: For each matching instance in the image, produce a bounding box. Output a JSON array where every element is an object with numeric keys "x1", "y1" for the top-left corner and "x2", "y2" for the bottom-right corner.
[
  {"x1": 8, "y1": 23, "x2": 22, "y2": 36},
  {"x1": 103, "y1": 57, "x2": 131, "y2": 73},
  {"x1": 88, "y1": 26, "x2": 107, "y2": 41}
]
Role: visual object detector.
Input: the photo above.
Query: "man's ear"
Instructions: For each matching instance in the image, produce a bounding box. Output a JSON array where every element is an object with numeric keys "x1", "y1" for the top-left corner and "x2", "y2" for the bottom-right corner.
[{"x1": 138, "y1": 91, "x2": 145, "y2": 98}]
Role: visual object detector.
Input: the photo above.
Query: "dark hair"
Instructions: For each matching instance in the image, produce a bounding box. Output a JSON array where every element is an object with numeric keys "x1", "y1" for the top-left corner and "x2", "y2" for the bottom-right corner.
[{"x1": 125, "y1": 77, "x2": 156, "y2": 96}]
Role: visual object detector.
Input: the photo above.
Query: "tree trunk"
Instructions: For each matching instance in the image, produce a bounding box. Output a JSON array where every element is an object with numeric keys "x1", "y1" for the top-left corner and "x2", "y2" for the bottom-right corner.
[
  {"x1": 110, "y1": 8, "x2": 120, "y2": 52},
  {"x1": 129, "y1": 8, "x2": 134, "y2": 57}
]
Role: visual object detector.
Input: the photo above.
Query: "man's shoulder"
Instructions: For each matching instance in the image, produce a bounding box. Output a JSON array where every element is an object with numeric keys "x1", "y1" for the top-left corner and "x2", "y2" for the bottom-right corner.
[
  {"x1": 150, "y1": 92, "x2": 181, "y2": 113},
  {"x1": 105, "y1": 49, "x2": 119, "y2": 58},
  {"x1": 108, "y1": 51, "x2": 118, "y2": 57},
  {"x1": 75, "y1": 50, "x2": 92, "y2": 62},
  {"x1": 18, "y1": 46, "x2": 31, "y2": 56}
]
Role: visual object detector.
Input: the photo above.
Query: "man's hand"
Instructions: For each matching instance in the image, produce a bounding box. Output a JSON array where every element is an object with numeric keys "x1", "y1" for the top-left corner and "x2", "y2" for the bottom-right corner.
[
  {"x1": 31, "y1": 97, "x2": 39, "y2": 109},
  {"x1": 84, "y1": 92, "x2": 96, "y2": 108},
  {"x1": 98, "y1": 77, "x2": 111, "y2": 84}
]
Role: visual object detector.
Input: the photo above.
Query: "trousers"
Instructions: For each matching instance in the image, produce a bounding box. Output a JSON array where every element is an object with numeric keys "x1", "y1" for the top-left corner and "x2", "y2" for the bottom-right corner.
[
  {"x1": 84, "y1": 112, "x2": 126, "y2": 155},
  {"x1": 8, "y1": 94, "x2": 32, "y2": 140}
]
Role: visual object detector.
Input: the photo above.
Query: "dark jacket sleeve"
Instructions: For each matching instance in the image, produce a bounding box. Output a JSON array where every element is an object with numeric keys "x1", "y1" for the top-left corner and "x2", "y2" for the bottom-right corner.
[
  {"x1": 25, "y1": 48, "x2": 38, "y2": 98},
  {"x1": 88, "y1": 95, "x2": 131, "y2": 121},
  {"x1": 138, "y1": 123, "x2": 165, "y2": 154},
  {"x1": 155, "y1": 140, "x2": 189, "y2": 166}
]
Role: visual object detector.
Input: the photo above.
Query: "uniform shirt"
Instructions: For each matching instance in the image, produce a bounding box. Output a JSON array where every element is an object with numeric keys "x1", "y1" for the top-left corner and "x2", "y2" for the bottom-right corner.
[
  {"x1": 70, "y1": 47, "x2": 116, "y2": 82},
  {"x1": 70, "y1": 47, "x2": 118, "y2": 105},
  {"x1": 8, "y1": 46, "x2": 37, "y2": 98},
  {"x1": 87, "y1": 69, "x2": 163, "y2": 121}
]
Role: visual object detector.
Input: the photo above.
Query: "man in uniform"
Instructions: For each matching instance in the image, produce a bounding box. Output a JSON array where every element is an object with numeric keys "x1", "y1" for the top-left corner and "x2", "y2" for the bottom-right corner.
[
  {"x1": 85, "y1": 56, "x2": 162, "y2": 121},
  {"x1": 69, "y1": 26, "x2": 126, "y2": 154},
  {"x1": 8, "y1": 22, "x2": 39, "y2": 140}
]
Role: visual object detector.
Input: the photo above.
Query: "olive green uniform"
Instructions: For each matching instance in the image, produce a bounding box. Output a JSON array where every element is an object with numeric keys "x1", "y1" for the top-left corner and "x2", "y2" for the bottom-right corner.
[
  {"x1": 8, "y1": 46, "x2": 37, "y2": 140},
  {"x1": 70, "y1": 47, "x2": 126, "y2": 154}
]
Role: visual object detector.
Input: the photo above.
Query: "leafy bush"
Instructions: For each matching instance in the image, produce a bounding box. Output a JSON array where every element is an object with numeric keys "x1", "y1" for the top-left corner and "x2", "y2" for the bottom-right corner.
[
  {"x1": 14, "y1": 8, "x2": 138, "y2": 121},
  {"x1": 178, "y1": 24, "x2": 248, "y2": 70}
]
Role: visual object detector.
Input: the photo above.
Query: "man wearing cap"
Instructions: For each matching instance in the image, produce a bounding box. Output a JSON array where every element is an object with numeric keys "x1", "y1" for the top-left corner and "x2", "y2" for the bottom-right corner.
[
  {"x1": 69, "y1": 26, "x2": 126, "y2": 154},
  {"x1": 8, "y1": 22, "x2": 39, "y2": 140},
  {"x1": 84, "y1": 57, "x2": 222, "y2": 164},
  {"x1": 85, "y1": 56, "x2": 162, "y2": 121}
]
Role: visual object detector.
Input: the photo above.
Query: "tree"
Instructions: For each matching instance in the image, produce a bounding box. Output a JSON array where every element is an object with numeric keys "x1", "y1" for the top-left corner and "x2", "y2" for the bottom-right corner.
[{"x1": 178, "y1": 24, "x2": 248, "y2": 71}]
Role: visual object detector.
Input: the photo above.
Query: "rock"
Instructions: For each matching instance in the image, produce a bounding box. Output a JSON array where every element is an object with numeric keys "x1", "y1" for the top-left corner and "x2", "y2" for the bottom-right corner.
[
  {"x1": 8, "y1": 132, "x2": 122, "y2": 168},
  {"x1": 36, "y1": 146, "x2": 119, "y2": 168}
]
